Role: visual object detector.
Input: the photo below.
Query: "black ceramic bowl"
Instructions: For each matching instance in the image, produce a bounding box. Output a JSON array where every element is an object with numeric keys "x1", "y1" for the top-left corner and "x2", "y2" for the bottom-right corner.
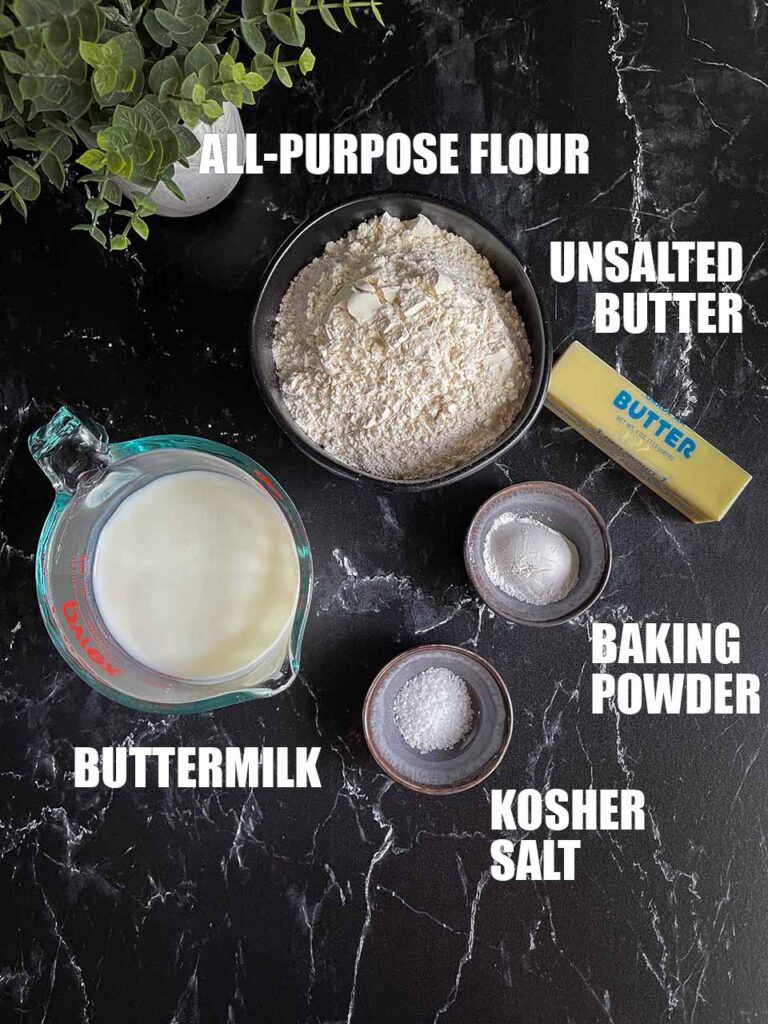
[
  {"x1": 250, "y1": 193, "x2": 551, "y2": 490},
  {"x1": 363, "y1": 645, "x2": 513, "y2": 795},
  {"x1": 465, "y1": 482, "x2": 613, "y2": 627}
]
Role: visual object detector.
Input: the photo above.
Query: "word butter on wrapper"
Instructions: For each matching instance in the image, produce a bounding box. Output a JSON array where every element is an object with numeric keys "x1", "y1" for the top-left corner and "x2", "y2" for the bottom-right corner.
[{"x1": 546, "y1": 342, "x2": 751, "y2": 523}]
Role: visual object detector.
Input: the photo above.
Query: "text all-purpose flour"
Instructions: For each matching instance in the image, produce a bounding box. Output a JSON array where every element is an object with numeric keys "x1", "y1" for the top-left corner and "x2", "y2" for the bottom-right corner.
[{"x1": 273, "y1": 214, "x2": 532, "y2": 479}]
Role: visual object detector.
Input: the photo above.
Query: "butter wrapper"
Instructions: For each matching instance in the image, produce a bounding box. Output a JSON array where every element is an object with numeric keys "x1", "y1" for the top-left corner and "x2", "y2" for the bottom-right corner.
[{"x1": 546, "y1": 341, "x2": 751, "y2": 523}]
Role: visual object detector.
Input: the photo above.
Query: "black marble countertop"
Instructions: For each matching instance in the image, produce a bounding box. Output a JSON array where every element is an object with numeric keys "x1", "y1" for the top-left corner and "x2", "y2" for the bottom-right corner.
[{"x1": 2, "y1": 1, "x2": 768, "y2": 1021}]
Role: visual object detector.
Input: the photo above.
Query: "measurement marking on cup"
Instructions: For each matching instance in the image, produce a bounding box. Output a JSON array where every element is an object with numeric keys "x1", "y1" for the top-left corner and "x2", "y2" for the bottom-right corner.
[{"x1": 61, "y1": 600, "x2": 121, "y2": 677}]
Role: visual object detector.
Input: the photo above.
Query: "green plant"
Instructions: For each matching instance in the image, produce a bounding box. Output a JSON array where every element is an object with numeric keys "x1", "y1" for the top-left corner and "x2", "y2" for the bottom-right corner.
[{"x1": 0, "y1": 0, "x2": 383, "y2": 249}]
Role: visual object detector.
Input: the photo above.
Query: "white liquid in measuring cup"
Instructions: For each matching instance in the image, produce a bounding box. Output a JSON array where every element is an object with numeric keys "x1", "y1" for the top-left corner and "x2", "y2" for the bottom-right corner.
[{"x1": 92, "y1": 470, "x2": 300, "y2": 680}]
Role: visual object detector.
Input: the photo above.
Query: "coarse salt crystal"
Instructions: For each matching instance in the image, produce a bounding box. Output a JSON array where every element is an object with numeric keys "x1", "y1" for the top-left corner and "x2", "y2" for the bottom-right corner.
[{"x1": 392, "y1": 666, "x2": 474, "y2": 754}]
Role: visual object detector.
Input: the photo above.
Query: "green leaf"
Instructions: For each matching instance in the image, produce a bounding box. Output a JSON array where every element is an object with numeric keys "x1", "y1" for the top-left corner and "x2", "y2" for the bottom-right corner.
[
  {"x1": 37, "y1": 126, "x2": 73, "y2": 162},
  {"x1": 133, "y1": 193, "x2": 157, "y2": 215},
  {"x1": 89, "y1": 33, "x2": 143, "y2": 100},
  {"x1": 202, "y1": 97, "x2": 222, "y2": 118},
  {"x1": 266, "y1": 10, "x2": 303, "y2": 46},
  {"x1": 115, "y1": 32, "x2": 144, "y2": 72},
  {"x1": 0, "y1": 14, "x2": 15, "y2": 38},
  {"x1": 103, "y1": 178, "x2": 122, "y2": 204},
  {"x1": 45, "y1": 14, "x2": 75, "y2": 62},
  {"x1": 191, "y1": 81, "x2": 205, "y2": 104},
  {"x1": 78, "y1": 38, "x2": 103, "y2": 67},
  {"x1": 178, "y1": 98, "x2": 199, "y2": 126},
  {"x1": 0, "y1": 50, "x2": 24, "y2": 74},
  {"x1": 158, "y1": 78, "x2": 176, "y2": 102},
  {"x1": 220, "y1": 81, "x2": 242, "y2": 106},
  {"x1": 110, "y1": 233, "x2": 129, "y2": 251},
  {"x1": 184, "y1": 42, "x2": 216, "y2": 76},
  {"x1": 172, "y1": 123, "x2": 199, "y2": 157},
  {"x1": 132, "y1": 128, "x2": 153, "y2": 165},
  {"x1": 41, "y1": 151, "x2": 65, "y2": 189},
  {"x1": 9, "y1": 155, "x2": 40, "y2": 199},
  {"x1": 242, "y1": 0, "x2": 265, "y2": 16},
  {"x1": 131, "y1": 214, "x2": 149, "y2": 240},
  {"x1": 316, "y1": 0, "x2": 340, "y2": 31},
  {"x1": 72, "y1": 223, "x2": 108, "y2": 247},
  {"x1": 143, "y1": 9, "x2": 172, "y2": 46},
  {"x1": 4, "y1": 71, "x2": 22, "y2": 112},
  {"x1": 162, "y1": 173, "x2": 185, "y2": 201},
  {"x1": 298, "y1": 46, "x2": 314, "y2": 74},
  {"x1": 105, "y1": 150, "x2": 129, "y2": 175},
  {"x1": 9, "y1": 133, "x2": 37, "y2": 151},
  {"x1": 275, "y1": 62, "x2": 291, "y2": 87},
  {"x1": 219, "y1": 50, "x2": 235, "y2": 80},
  {"x1": 13, "y1": 0, "x2": 41, "y2": 29},
  {"x1": 240, "y1": 17, "x2": 266, "y2": 53},
  {"x1": 289, "y1": 5, "x2": 306, "y2": 44},
  {"x1": 242, "y1": 69, "x2": 266, "y2": 90},
  {"x1": 341, "y1": 0, "x2": 357, "y2": 26},
  {"x1": 153, "y1": 8, "x2": 187, "y2": 32},
  {"x1": 371, "y1": 1, "x2": 384, "y2": 26},
  {"x1": 180, "y1": 70, "x2": 197, "y2": 99},
  {"x1": 153, "y1": 7, "x2": 207, "y2": 46},
  {"x1": 18, "y1": 74, "x2": 39, "y2": 99},
  {"x1": 148, "y1": 54, "x2": 182, "y2": 94},
  {"x1": 160, "y1": 0, "x2": 205, "y2": 18},
  {"x1": 100, "y1": 6, "x2": 122, "y2": 24},
  {"x1": 93, "y1": 64, "x2": 118, "y2": 96},
  {"x1": 9, "y1": 190, "x2": 27, "y2": 219},
  {"x1": 85, "y1": 195, "x2": 108, "y2": 216}
]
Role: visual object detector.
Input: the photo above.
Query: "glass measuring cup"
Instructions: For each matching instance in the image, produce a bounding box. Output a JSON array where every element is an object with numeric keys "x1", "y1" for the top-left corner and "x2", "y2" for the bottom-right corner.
[{"x1": 29, "y1": 407, "x2": 313, "y2": 714}]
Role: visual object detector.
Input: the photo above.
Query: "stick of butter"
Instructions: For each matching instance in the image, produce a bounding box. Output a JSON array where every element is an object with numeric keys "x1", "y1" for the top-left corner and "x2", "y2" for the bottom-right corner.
[{"x1": 546, "y1": 341, "x2": 751, "y2": 523}]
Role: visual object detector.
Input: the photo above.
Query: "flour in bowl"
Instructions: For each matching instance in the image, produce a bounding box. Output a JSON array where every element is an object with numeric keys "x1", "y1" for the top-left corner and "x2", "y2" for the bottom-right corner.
[{"x1": 272, "y1": 213, "x2": 532, "y2": 480}]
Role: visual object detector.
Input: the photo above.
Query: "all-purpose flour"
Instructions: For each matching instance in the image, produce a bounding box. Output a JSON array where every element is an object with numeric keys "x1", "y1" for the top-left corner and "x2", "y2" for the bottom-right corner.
[{"x1": 273, "y1": 214, "x2": 532, "y2": 479}]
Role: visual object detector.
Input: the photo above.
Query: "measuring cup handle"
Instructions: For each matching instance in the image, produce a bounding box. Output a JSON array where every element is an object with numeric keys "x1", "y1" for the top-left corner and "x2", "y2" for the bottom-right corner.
[{"x1": 29, "y1": 406, "x2": 112, "y2": 495}]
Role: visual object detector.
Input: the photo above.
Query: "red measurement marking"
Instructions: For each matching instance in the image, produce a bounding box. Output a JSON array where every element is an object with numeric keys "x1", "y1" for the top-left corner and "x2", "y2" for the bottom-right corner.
[
  {"x1": 61, "y1": 600, "x2": 121, "y2": 677},
  {"x1": 254, "y1": 471, "x2": 283, "y2": 500}
]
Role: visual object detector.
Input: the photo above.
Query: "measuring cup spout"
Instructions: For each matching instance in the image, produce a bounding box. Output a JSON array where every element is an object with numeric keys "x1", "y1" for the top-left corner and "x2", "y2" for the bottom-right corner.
[{"x1": 29, "y1": 406, "x2": 112, "y2": 495}]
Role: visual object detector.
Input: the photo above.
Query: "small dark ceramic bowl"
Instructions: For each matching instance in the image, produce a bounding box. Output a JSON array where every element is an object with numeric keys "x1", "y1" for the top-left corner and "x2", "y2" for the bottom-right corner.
[
  {"x1": 362, "y1": 645, "x2": 513, "y2": 795},
  {"x1": 250, "y1": 192, "x2": 551, "y2": 491},
  {"x1": 465, "y1": 482, "x2": 612, "y2": 627}
]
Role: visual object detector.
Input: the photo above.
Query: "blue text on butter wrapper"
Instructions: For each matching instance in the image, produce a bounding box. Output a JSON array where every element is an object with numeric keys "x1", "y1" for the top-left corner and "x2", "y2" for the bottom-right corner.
[{"x1": 612, "y1": 390, "x2": 696, "y2": 458}]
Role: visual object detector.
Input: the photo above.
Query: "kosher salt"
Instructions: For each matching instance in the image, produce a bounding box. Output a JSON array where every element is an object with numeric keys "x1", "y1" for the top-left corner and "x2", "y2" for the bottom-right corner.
[{"x1": 393, "y1": 667, "x2": 474, "y2": 754}]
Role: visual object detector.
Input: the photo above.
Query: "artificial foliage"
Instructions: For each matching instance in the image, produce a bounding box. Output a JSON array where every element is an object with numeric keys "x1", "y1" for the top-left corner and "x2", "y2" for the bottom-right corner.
[{"x1": 0, "y1": 0, "x2": 382, "y2": 247}]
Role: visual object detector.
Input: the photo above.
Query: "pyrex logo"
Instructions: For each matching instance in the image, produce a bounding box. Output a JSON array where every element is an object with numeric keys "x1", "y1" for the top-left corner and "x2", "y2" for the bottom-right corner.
[
  {"x1": 612, "y1": 390, "x2": 696, "y2": 458},
  {"x1": 62, "y1": 600, "x2": 121, "y2": 677}
]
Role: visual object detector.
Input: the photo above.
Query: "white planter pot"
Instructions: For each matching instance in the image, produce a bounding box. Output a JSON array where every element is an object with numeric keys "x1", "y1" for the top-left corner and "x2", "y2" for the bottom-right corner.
[
  {"x1": 76, "y1": 102, "x2": 245, "y2": 219},
  {"x1": 120, "y1": 102, "x2": 245, "y2": 218}
]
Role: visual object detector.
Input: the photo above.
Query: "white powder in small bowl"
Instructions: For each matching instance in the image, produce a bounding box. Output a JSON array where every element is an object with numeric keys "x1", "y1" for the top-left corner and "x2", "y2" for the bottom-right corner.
[
  {"x1": 483, "y1": 513, "x2": 579, "y2": 606},
  {"x1": 393, "y1": 666, "x2": 474, "y2": 754}
]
